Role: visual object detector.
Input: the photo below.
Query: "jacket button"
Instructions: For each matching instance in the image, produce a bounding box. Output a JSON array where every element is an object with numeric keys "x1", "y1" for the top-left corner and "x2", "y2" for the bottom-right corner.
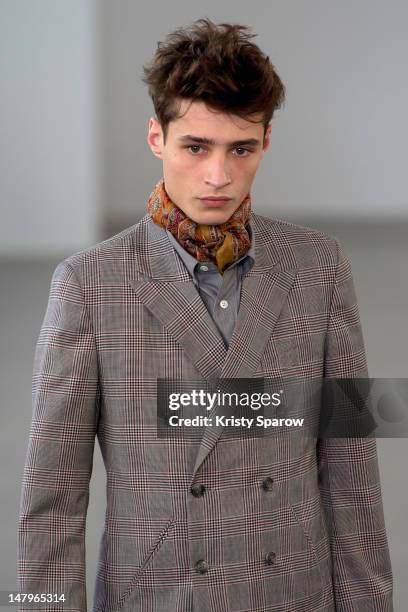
[
  {"x1": 265, "y1": 551, "x2": 276, "y2": 565},
  {"x1": 191, "y1": 483, "x2": 206, "y2": 497},
  {"x1": 195, "y1": 559, "x2": 209, "y2": 574},
  {"x1": 261, "y1": 477, "x2": 274, "y2": 491}
]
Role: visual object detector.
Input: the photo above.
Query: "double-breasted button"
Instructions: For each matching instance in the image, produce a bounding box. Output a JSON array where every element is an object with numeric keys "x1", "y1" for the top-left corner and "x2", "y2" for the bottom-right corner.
[
  {"x1": 190, "y1": 483, "x2": 206, "y2": 497},
  {"x1": 265, "y1": 551, "x2": 276, "y2": 565},
  {"x1": 195, "y1": 559, "x2": 209, "y2": 574},
  {"x1": 261, "y1": 477, "x2": 274, "y2": 491}
]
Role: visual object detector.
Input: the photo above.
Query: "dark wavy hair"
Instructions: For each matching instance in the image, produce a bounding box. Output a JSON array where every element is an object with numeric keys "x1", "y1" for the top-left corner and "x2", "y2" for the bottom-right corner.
[{"x1": 142, "y1": 17, "x2": 286, "y2": 144}]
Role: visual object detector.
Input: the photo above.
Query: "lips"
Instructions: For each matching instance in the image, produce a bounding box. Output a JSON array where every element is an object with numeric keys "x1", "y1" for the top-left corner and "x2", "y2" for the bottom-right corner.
[
  {"x1": 200, "y1": 196, "x2": 231, "y2": 200},
  {"x1": 199, "y1": 197, "x2": 232, "y2": 207}
]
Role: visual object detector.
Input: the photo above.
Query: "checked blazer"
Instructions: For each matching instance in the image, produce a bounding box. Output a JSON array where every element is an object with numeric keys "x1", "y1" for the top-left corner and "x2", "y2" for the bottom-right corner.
[{"x1": 18, "y1": 211, "x2": 393, "y2": 611}]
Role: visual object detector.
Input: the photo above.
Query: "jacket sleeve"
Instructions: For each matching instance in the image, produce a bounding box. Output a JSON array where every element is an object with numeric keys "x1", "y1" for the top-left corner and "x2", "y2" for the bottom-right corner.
[
  {"x1": 317, "y1": 239, "x2": 393, "y2": 611},
  {"x1": 17, "y1": 260, "x2": 100, "y2": 612}
]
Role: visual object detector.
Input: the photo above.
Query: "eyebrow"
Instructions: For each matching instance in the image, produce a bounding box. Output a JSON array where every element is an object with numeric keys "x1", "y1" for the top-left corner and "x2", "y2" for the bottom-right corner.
[{"x1": 177, "y1": 135, "x2": 261, "y2": 147}]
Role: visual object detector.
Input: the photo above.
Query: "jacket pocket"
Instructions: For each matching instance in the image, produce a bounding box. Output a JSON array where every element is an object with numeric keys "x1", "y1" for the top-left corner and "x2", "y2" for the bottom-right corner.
[
  {"x1": 288, "y1": 498, "x2": 331, "y2": 592},
  {"x1": 100, "y1": 517, "x2": 176, "y2": 612}
]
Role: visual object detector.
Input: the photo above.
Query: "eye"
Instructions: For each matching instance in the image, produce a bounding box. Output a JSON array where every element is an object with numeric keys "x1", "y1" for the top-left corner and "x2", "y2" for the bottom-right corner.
[
  {"x1": 234, "y1": 147, "x2": 250, "y2": 157},
  {"x1": 187, "y1": 145, "x2": 203, "y2": 154},
  {"x1": 185, "y1": 145, "x2": 251, "y2": 156}
]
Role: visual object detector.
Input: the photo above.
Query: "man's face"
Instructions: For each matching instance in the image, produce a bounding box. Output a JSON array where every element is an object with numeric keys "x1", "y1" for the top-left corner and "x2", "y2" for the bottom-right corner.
[{"x1": 147, "y1": 99, "x2": 271, "y2": 225}]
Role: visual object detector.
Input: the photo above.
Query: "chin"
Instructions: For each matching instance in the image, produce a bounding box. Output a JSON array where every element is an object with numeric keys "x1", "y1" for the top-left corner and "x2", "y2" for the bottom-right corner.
[{"x1": 191, "y1": 210, "x2": 233, "y2": 226}]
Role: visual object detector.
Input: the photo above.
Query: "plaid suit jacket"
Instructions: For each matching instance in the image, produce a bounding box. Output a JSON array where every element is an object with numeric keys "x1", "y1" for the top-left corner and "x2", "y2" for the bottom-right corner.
[{"x1": 18, "y1": 212, "x2": 393, "y2": 612}]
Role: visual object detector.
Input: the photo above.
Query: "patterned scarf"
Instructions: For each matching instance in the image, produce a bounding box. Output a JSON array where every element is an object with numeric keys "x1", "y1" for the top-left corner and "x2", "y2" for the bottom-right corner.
[{"x1": 147, "y1": 177, "x2": 252, "y2": 275}]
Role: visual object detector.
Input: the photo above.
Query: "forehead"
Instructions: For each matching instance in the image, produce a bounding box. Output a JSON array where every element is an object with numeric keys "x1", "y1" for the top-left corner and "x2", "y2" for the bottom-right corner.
[{"x1": 169, "y1": 98, "x2": 264, "y2": 139}]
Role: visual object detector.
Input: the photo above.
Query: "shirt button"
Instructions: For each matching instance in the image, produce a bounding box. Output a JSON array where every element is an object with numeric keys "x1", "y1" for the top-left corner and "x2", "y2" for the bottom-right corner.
[
  {"x1": 219, "y1": 299, "x2": 229, "y2": 309},
  {"x1": 195, "y1": 559, "x2": 209, "y2": 574},
  {"x1": 265, "y1": 551, "x2": 276, "y2": 565},
  {"x1": 200, "y1": 265, "x2": 209, "y2": 272}
]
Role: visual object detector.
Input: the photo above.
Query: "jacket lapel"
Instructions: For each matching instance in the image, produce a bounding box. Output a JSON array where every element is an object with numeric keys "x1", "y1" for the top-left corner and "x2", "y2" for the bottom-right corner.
[
  {"x1": 128, "y1": 213, "x2": 297, "y2": 475},
  {"x1": 128, "y1": 215, "x2": 227, "y2": 379}
]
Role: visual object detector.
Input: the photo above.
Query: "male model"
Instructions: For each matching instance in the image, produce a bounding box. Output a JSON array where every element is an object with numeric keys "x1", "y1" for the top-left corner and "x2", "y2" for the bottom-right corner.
[{"x1": 18, "y1": 18, "x2": 393, "y2": 612}]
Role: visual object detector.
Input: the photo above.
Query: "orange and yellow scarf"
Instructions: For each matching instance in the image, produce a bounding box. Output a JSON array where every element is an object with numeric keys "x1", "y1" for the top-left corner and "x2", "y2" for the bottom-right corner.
[{"x1": 147, "y1": 177, "x2": 252, "y2": 275}]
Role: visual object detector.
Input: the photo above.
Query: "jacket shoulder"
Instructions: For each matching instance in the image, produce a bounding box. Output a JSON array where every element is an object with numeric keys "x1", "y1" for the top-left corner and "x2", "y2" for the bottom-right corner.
[
  {"x1": 253, "y1": 213, "x2": 342, "y2": 269},
  {"x1": 52, "y1": 216, "x2": 149, "y2": 278}
]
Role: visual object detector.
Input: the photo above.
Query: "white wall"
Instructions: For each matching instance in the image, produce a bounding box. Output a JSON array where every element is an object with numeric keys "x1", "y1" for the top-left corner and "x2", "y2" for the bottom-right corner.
[{"x1": 0, "y1": 0, "x2": 101, "y2": 256}]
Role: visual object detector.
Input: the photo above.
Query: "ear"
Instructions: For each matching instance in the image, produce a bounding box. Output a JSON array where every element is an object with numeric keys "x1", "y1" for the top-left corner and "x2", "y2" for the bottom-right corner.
[
  {"x1": 262, "y1": 123, "x2": 272, "y2": 154},
  {"x1": 147, "y1": 117, "x2": 164, "y2": 159}
]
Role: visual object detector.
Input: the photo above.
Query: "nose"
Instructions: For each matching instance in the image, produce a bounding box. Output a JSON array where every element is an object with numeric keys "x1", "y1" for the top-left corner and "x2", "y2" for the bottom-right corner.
[{"x1": 204, "y1": 152, "x2": 231, "y2": 189}]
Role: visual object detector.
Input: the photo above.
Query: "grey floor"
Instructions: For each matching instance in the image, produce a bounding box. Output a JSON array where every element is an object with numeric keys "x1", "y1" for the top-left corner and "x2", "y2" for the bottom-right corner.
[{"x1": 1, "y1": 222, "x2": 407, "y2": 608}]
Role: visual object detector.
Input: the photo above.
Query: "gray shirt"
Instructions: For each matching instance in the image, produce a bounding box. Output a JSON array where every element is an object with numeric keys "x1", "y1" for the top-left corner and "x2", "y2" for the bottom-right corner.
[{"x1": 166, "y1": 224, "x2": 255, "y2": 347}]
